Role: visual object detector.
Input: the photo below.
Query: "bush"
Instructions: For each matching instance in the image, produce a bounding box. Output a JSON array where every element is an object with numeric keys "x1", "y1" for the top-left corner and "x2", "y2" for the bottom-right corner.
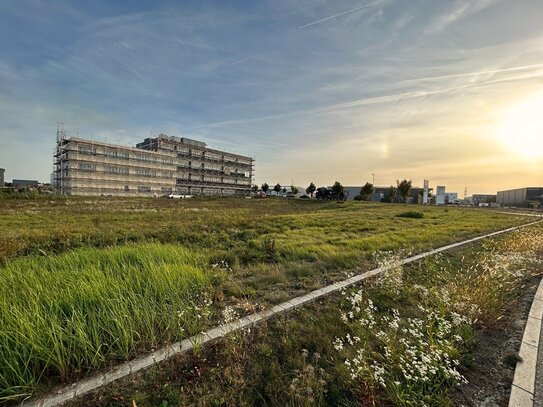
[
  {"x1": 353, "y1": 195, "x2": 363, "y2": 201},
  {"x1": 396, "y1": 211, "x2": 424, "y2": 219}
]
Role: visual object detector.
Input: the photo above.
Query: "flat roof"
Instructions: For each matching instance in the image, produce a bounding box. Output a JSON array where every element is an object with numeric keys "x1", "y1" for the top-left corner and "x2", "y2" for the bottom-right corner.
[
  {"x1": 498, "y1": 187, "x2": 543, "y2": 192},
  {"x1": 62, "y1": 137, "x2": 173, "y2": 157},
  {"x1": 63, "y1": 136, "x2": 253, "y2": 160}
]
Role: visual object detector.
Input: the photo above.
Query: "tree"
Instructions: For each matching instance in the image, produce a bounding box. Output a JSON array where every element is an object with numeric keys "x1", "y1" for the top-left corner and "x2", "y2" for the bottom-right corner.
[
  {"x1": 331, "y1": 181, "x2": 345, "y2": 200},
  {"x1": 261, "y1": 183, "x2": 269, "y2": 194},
  {"x1": 306, "y1": 182, "x2": 316, "y2": 198},
  {"x1": 387, "y1": 185, "x2": 398, "y2": 203},
  {"x1": 358, "y1": 182, "x2": 374, "y2": 201},
  {"x1": 397, "y1": 179, "x2": 412, "y2": 203},
  {"x1": 252, "y1": 184, "x2": 259, "y2": 193},
  {"x1": 316, "y1": 187, "x2": 328, "y2": 200},
  {"x1": 274, "y1": 183, "x2": 282, "y2": 195},
  {"x1": 290, "y1": 185, "x2": 299, "y2": 195}
]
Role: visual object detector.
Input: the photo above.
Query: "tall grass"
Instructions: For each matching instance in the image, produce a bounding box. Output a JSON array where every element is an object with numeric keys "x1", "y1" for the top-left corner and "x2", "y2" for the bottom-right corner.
[
  {"x1": 0, "y1": 198, "x2": 526, "y2": 263},
  {"x1": 334, "y1": 224, "x2": 543, "y2": 405},
  {"x1": 0, "y1": 244, "x2": 212, "y2": 402}
]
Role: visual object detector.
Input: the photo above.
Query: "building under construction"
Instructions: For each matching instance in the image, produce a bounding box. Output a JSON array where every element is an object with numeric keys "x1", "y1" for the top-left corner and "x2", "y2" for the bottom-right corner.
[{"x1": 54, "y1": 128, "x2": 254, "y2": 197}]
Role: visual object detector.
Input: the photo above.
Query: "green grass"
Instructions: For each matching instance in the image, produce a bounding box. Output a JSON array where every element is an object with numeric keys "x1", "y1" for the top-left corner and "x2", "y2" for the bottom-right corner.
[
  {"x1": 65, "y1": 223, "x2": 543, "y2": 407},
  {"x1": 0, "y1": 198, "x2": 525, "y2": 265},
  {"x1": 0, "y1": 197, "x2": 534, "y2": 403},
  {"x1": 0, "y1": 244, "x2": 212, "y2": 402}
]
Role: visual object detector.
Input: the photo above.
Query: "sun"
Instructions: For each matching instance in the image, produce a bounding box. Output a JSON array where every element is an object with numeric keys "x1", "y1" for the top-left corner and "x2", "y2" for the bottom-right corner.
[{"x1": 497, "y1": 91, "x2": 543, "y2": 159}]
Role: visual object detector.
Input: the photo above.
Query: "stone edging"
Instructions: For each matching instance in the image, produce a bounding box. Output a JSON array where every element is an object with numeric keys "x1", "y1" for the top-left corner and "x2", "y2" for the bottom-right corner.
[
  {"x1": 509, "y1": 276, "x2": 543, "y2": 406},
  {"x1": 20, "y1": 220, "x2": 543, "y2": 407}
]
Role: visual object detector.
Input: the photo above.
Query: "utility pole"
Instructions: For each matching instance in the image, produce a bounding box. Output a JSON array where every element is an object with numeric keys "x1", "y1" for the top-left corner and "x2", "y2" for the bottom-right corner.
[{"x1": 372, "y1": 173, "x2": 375, "y2": 185}]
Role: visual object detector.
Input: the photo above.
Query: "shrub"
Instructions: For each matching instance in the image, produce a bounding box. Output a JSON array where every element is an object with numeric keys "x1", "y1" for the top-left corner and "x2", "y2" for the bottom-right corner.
[{"x1": 396, "y1": 211, "x2": 424, "y2": 219}]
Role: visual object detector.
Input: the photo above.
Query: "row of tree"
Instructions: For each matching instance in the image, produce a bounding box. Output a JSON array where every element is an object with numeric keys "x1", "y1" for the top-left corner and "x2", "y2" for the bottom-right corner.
[
  {"x1": 353, "y1": 179, "x2": 413, "y2": 203},
  {"x1": 253, "y1": 183, "x2": 299, "y2": 195},
  {"x1": 253, "y1": 179, "x2": 413, "y2": 203}
]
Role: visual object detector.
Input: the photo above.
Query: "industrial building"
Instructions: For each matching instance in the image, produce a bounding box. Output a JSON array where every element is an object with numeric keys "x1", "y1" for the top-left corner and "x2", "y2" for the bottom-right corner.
[
  {"x1": 497, "y1": 187, "x2": 543, "y2": 208},
  {"x1": 54, "y1": 129, "x2": 254, "y2": 197},
  {"x1": 435, "y1": 186, "x2": 446, "y2": 205},
  {"x1": 343, "y1": 185, "x2": 425, "y2": 203},
  {"x1": 13, "y1": 179, "x2": 39, "y2": 188},
  {"x1": 0, "y1": 168, "x2": 4, "y2": 187},
  {"x1": 468, "y1": 194, "x2": 496, "y2": 205}
]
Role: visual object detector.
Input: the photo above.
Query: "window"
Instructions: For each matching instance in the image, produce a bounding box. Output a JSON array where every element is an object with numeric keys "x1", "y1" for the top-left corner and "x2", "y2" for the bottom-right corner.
[
  {"x1": 78, "y1": 163, "x2": 95, "y2": 172},
  {"x1": 78, "y1": 146, "x2": 96, "y2": 155},
  {"x1": 124, "y1": 185, "x2": 129, "y2": 192},
  {"x1": 137, "y1": 186, "x2": 151, "y2": 193},
  {"x1": 161, "y1": 187, "x2": 172, "y2": 194},
  {"x1": 135, "y1": 168, "x2": 155, "y2": 177},
  {"x1": 106, "y1": 166, "x2": 129, "y2": 174}
]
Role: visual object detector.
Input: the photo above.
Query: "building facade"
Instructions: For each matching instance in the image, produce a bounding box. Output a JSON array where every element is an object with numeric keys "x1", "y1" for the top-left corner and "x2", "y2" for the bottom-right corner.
[
  {"x1": 468, "y1": 194, "x2": 496, "y2": 205},
  {"x1": 54, "y1": 132, "x2": 254, "y2": 197},
  {"x1": 343, "y1": 185, "x2": 424, "y2": 203},
  {"x1": 13, "y1": 179, "x2": 39, "y2": 188},
  {"x1": 435, "y1": 186, "x2": 446, "y2": 205},
  {"x1": 497, "y1": 187, "x2": 543, "y2": 208},
  {"x1": 445, "y1": 192, "x2": 458, "y2": 203}
]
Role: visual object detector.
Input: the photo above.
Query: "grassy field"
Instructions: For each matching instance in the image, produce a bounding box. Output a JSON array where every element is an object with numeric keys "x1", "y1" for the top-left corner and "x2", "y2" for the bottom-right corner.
[
  {"x1": 0, "y1": 196, "x2": 534, "y2": 403},
  {"x1": 65, "y1": 223, "x2": 543, "y2": 407}
]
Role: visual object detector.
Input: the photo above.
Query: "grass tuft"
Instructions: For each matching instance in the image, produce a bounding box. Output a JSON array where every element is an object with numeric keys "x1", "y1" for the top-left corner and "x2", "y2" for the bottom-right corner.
[
  {"x1": 396, "y1": 210, "x2": 425, "y2": 219},
  {"x1": 0, "y1": 243, "x2": 213, "y2": 402}
]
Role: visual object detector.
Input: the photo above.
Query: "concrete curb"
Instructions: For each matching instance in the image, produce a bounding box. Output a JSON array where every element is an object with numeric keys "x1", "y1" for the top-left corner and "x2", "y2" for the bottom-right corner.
[
  {"x1": 509, "y1": 277, "x2": 543, "y2": 407},
  {"x1": 19, "y1": 219, "x2": 543, "y2": 407}
]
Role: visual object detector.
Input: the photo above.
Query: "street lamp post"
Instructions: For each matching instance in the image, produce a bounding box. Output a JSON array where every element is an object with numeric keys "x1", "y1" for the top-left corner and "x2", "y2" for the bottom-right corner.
[{"x1": 372, "y1": 173, "x2": 375, "y2": 185}]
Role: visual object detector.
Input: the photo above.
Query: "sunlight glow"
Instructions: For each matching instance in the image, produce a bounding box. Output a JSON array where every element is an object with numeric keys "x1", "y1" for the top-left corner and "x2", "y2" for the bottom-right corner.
[{"x1": 497, "y1": 91, "x2": 543, "y2": 159}]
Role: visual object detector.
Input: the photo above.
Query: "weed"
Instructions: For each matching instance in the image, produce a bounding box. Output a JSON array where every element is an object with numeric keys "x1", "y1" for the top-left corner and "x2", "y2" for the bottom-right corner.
[
  {"x1": 396, "y1": 210, "x2": 424, "y2": 219},
  {"x1": 503, "y1": 353, "x2": 522, "y2": 367}
]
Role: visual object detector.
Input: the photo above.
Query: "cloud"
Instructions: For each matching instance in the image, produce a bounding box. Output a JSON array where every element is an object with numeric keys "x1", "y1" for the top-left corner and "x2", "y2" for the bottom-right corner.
[
  {"x1": 1, "y1": 0, "x2": 543, "y2": 192},
  {"x1": 401, "y1": 62, "x2": 543, "y2": 83},
  {"x1": 185, "y1": 68, "x2": 543, "y2": 130},
  {"x1": 297, "y1": 0, "x2": 386, "y2": 29}
]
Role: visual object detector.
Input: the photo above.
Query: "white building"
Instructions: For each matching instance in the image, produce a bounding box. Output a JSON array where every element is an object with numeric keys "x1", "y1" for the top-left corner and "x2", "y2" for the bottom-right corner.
[
  {"x1": 435, "y1": 186, "x2": 446, "y2": 205},
  {"x1": 445, "y1": 192, "x2": 458, "y2": 203}
]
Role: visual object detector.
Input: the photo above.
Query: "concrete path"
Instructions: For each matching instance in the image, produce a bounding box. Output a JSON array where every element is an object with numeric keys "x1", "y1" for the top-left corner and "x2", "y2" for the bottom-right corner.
[
  {"x1": 20, "y1": 219, "x2": 543, "y2": 407},
  {"x1": 535, "y1": 320, "x2": 543, "y2": 407},
  {"x1": 509, "y1": 277, "x2": 543, "y2": 406}
]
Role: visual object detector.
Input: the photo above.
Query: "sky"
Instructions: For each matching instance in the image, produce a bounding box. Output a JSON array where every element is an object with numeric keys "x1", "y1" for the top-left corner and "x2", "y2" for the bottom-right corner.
[{"x1": 1, "y1": 0, "x2": 543, "y2": 194}]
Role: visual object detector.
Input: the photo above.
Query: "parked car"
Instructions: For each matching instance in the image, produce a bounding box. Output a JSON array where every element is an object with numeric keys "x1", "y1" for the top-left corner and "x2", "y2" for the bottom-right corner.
[{"x1": 166, "y1": 194, "x2": 193, "y2": 199}]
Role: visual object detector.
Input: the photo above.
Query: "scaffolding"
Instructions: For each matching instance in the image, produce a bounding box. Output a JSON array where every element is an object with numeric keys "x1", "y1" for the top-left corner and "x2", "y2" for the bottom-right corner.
[{"x1": 54, "y1": 128, "x2": 254, "y2": 197}]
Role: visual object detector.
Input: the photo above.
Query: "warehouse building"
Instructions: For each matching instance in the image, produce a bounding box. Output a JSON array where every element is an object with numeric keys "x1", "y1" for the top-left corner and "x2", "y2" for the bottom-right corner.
[
  {"x1": 54, "y1": 130, "x2": 254, "y2": 197},
  {"x1": 13, "y1": 179, "x2": 39, "y2": 188},
  {"x1": 343, "y1": 185, "x2": 425, "y2": 203},
  {"x1": 467, "y1": 194, "x2": 496, "y2": 205},
  {"x1": 497, "y1": 187, "x2": 543, "y2": 208}
]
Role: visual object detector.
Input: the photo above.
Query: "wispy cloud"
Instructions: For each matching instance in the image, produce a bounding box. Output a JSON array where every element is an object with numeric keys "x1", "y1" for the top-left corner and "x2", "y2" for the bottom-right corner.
[
  {"x1": 186, "y1": 68, "x2": 543, "y2": 130},
  {"x1": 402, "y1": 63, "x2": 543, "y2": 83},
  {"x1": 1, "y1": 0, "x2": 543, "y2": 193},
  {"x1": 297, "y1": 0, "x2": 386, "y2": 29}
]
